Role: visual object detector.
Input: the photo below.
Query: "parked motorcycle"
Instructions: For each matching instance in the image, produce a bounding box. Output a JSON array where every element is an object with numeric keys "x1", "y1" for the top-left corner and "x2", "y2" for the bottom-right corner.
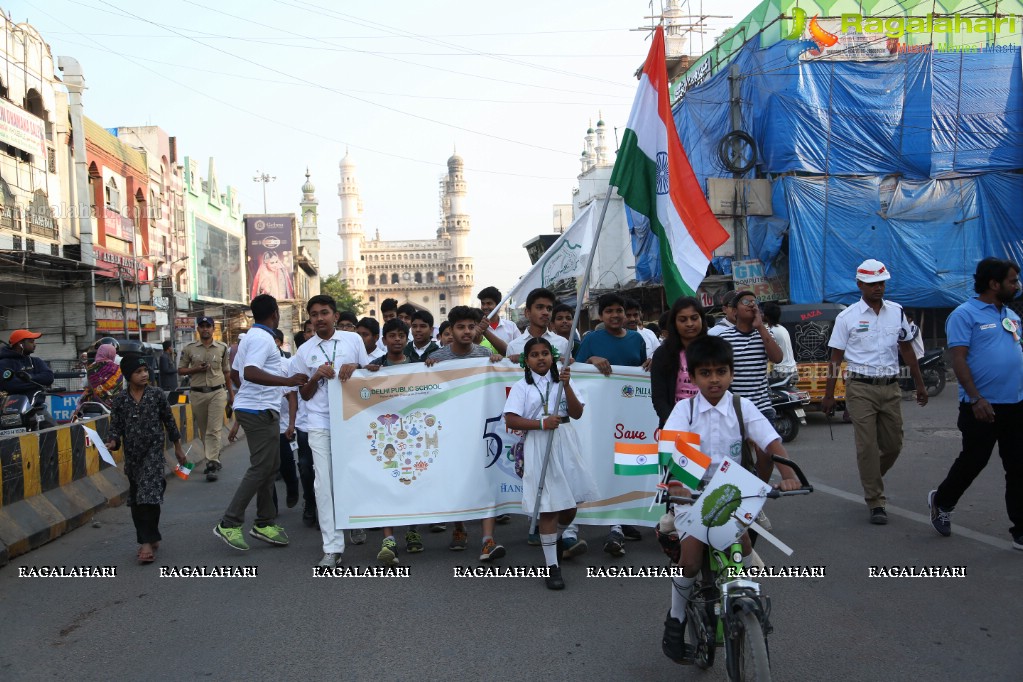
[
  {"x1": 770, "y1": 376, "x2": 810, "y2": 443},
  {"x1": 0, "y1": 372, "x2": 58, "y2": 436},
  {"x1": 898, "y1": 348, "x2": 946, "y2": 397}
]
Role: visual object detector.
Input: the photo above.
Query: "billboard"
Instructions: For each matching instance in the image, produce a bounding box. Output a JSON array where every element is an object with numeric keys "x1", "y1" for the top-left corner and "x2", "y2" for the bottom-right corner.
[
  {"x1": 194, "y1": 218, "x2": 243, "y2": 303},
  {"x1": 244, "y1": 215, "x2": 296, "y2": 301}
]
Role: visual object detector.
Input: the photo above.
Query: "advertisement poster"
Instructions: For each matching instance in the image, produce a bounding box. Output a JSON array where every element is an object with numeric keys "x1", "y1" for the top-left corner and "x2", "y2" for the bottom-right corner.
[{"x1": 244, "y1": 215, "x2": 295, "y2": 301}]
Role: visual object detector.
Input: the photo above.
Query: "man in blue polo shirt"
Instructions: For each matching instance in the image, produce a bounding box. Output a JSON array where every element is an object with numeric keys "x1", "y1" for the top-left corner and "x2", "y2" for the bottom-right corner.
[{"x1": 929, "y1": 258, "x2": 1023, "y2": 550}]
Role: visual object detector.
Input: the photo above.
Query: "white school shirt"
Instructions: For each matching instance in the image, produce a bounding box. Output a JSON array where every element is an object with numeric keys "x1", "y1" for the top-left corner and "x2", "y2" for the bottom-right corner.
[
  {"x1": 232, "y1": 326, "x2": 284, "y2": 412},
  {"x1": 828, "y1": 298, "x2": 914, "y2": 376},
  {"x1": 489, "y1": 318, "x2": 520, "y2": 344},
  {"x1": 638, "y1": 327, "x2": 661, "y2": 358},
  {"x1": 506, "y1": 329, "x2": 570, "y2": 360},
  {"x1": 768, "y1": 324, "x2": 797, "y2": 374},
  {"x1": 503, "y1": 371, "x2": 582, "y2": 420},
  {"x1": 292, "y1": 330, "x2": 370, "y2": 431},
  {"x1": 288, "y1": 355, "x2": 309, "y2": 432},
  {"x1": 663, "y1": 390, "x2": 780, "y2": 481}
]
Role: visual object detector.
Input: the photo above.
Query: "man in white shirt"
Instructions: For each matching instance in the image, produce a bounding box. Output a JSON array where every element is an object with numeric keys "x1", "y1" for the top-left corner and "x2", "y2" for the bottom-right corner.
[
  {"x1": 506, "y1": 288, "x2": 570, "y2": 363},
  {"x1": 707, "y1": 291, "x2": 738, "y2": 337},
  {"x1": 478, "y1": 285, "x2": 518, "y2": 356},
  {"x1": 625, "y1": 298, "x2": 661, "y2": 363},
  {"x1": 215, "y1": 294, "x2": 307, "y2": 552},
  {"x1": 292, "y1": 294, "x2": 371, "y2": 568},
  {"x1": 763, "y1": 302, "x2": 797, "y2": 383},
  {"x1": 822, "y1": 259, "x2": 927, "y2": 525}
]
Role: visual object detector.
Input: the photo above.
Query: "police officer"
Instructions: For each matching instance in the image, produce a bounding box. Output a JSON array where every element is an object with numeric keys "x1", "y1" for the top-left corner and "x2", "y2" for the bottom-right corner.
[
  {"x1": 823, "y1": 260, "x2": 927, "y2": 525},
  {"x1": 179, "y1": 316, "x2": 233, "y2": 481}
]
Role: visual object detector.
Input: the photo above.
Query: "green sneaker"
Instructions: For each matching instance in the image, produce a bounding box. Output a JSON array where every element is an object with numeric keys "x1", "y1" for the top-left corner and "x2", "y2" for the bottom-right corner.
[
  {"x1": 405, "y1": 530, "x2": 424, "y2": 553},
  {"x1": 377, "y1": 537, "x2": 399, "y2": 566},
  {"x1": 214, "y1": 523, "x2": 250, "y2": 551},
  {"x1": 249, "y1": 524, "x2": 289, "y2": 546}
]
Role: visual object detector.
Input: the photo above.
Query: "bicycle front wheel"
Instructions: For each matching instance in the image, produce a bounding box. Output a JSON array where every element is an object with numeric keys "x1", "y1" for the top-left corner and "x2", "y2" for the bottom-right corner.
[{"x1": 730, "y1": 611, "x2": 771, "y2": 682}]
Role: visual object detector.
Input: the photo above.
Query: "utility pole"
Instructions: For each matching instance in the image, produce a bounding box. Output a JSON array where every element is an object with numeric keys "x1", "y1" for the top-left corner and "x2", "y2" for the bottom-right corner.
[
  {"x1": 253, "y1": 170, "x2": 275, "y2": 213},
  {"x1": 728, "y1": 63, "x2": 746, "y2": 260},
  {"x1": 117, "y1": 266, "x2": 129, "y2": 338}
]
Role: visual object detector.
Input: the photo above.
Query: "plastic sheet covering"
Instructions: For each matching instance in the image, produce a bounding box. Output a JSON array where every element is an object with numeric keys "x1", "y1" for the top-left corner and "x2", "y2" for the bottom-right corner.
[
  {"x1": 784, "y1": 174, "x2": 1023, "y2": 307},
  {"x1": 673, "y1": 39, "x2": 1023, "y2": 179},
  {"x1": 746, "y1": 213, "x2": 788, "y2": 274},
  {"x1": 626, "y1": 207, "x2": 661, "y2": 284}
]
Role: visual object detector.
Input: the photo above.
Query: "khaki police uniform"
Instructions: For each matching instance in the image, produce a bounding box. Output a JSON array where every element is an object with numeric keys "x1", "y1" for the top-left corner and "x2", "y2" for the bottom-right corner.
[{"x1": 181, "y1": 339, "x2": 231, "y2": 465}]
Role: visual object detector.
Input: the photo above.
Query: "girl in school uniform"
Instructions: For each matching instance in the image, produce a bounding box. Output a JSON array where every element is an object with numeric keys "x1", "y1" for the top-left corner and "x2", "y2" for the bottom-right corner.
[{"x1": 503, "y1": 337, "x2": 598, "y2": 590}]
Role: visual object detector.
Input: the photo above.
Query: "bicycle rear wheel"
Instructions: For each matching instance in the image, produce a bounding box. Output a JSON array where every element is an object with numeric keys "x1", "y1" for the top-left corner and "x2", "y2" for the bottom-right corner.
[
  {"x1": 729, "y1": 611, "x2": 771, "y2": 681},
  {"x1": 684, "y1": 593, "x2": 716, "y2": 669}
]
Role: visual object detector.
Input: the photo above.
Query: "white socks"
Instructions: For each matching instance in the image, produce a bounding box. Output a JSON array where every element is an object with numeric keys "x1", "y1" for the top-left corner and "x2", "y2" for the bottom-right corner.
[
  {"x1": 540, "y1": 533, "x2": 559, "y2": 567},
  {"x1": 670, "y1": 575, "x2": 695, "y2": 620},
  {"x1": 742, "y1": 554, "x2": 753, "y2": 569}
]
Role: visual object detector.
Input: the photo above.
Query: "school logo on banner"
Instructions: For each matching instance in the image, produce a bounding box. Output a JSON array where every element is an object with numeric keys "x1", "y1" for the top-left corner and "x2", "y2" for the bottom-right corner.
[{"x1": 367, "y1": 411, "x2": 441, "y2": 486}]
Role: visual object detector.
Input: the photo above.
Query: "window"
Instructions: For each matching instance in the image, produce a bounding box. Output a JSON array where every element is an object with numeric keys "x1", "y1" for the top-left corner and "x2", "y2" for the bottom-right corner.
[
  {"x1": 414, "y1": 271, "x2": 423, "y2": 284},
  {"x1": 426, "y1": 272, "x2": 434, "y2": 284},
  {"x1": 391, "y1": 273, "x2": 399, "y2": 284},
  {"x1": 440, "y1": 307, "x2": 446, "y2": 315},
  {"x1": 368, "y1": 274, "x2": 376, "y2": 285},
  {"x1": 105, "y1": 178, "x2": 120, "y2": 210},
  {"x1": 439, "y1": 293, "x2": 446, "y2": 301},
  {"x1": 369, "y1": 295, "x2": 375, "y2": 302}
]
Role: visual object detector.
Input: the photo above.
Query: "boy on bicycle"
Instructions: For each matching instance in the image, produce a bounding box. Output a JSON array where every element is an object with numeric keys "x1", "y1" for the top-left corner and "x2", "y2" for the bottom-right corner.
[{"x1": 659, "y1": 335, "x2": 802, "y2": 664}]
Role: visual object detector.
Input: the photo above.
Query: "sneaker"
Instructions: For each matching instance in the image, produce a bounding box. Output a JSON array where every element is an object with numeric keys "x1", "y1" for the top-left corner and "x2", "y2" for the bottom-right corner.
[
  {"x1": 205, "y1": 462, "x2": 219, "y2": 482},
  {"x1": 317, "y1": 552, "x2": 343, "y2": 568},
  {"x1": 285, "y1": 489, "x2": 299, "y2": 509},
  {"x1": 350, "y1": 528, "x2": 367, "y2": 545},
  {"x1": 377, "y1": 537, "x2": 399, "y2": 566},
  {"x1": 479, "y1": 538, "x2": 506, "y2": 562},
  {"x1": 870, "y1": 507, "x2": 888, "y2": 525},
  {"x1": 249, "y1": 524, "x2": 289, "y2": 546},
  {"x1": 561, "y1": 536, "x2": 588, "y2": 559},
  {"x1": 495, "y1": 513, "x2": 512, "y2": 525},
  {"x1": 302, "y1": 504, "x2": 318, "y2": 528},
  {"x1": 927, "y1": 490, "x2": 952, "y2": 537},
  {"x1": 214, "y1": 523, "x2": 249, "y2": 551},
  {"x1": 603, "y1": 530, "x2": 626, "y2": 557},
  {"x1": 1012, "y1": 533, "x2": 1023, "y2": 551},
  {"x1": 622, "y1": 524, "x2": 643, "y2": 541},
  {"x1": 405, "y1": 530, "x2": 424, "y2": 553},
  {"x1": 429, "y1": 523, "x2": 447, "y2": 533},
  {"x1": 449, "y1": 528, "x2": 468, "y2": 551},
  {"x1": 527, "y1": 532, "x2": 541, "y2": 546},
  {"x1": 545, "y1": 564, "x2": 565, "y2": 590},
  {"x1": 662, "y1": 610, "x2": 692, "y2": 664}
]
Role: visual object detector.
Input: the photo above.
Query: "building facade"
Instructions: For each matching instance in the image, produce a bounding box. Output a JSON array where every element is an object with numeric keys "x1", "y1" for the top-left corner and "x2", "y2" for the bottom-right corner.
[
  {"x1": 337, "y1": 152, "x2": 473, "y2": 321},
  {"x1": 182, "y1": 156, "x2": 245, "y2": 337}
]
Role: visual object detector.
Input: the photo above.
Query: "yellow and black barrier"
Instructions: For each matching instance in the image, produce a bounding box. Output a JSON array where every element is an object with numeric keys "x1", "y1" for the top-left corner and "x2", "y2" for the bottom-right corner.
[{"x1": 0, "y1": 403, "x2": 199, "y2": 566}]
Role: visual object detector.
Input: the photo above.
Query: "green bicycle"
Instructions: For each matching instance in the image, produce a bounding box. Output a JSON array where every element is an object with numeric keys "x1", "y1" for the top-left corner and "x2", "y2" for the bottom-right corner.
[{"x1": 665, "y1": 455, "x2": 812, "y2": 681}]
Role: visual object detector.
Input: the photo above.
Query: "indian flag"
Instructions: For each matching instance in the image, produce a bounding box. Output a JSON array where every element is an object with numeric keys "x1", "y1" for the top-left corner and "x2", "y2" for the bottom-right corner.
[
  {"x1": 613, "y1": 442, "x2": 660, "y2": 476},
  {"x1": 610, "y1": 26, "x2": 729, "y2": 301},
  {"x1": 658, "y1": 429, "x2": 711, "y2": 490}
]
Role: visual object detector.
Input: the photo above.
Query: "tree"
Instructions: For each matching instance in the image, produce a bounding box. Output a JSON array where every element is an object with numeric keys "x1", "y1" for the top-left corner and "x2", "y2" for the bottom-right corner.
[{"x1": 320, "y1": 274, "x2": 365, "y2": 315}]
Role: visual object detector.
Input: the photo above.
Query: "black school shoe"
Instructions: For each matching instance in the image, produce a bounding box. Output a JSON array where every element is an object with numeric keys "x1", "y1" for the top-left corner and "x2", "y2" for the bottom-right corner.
[
  {"x1": 662, "y1": 611, "x2": 693, "y2": 664},
  {"x1": 622, "y1": 524, "x2": 643, "y2": 541},
  {"x1": 302, "y1": 504, "x2": 318, "y2": 528},
  {"x1": 545, "y1": 565, "x2": 565, "y2": 590},
  {"x1": 205, "y1": 461, "x2": 220, "y2": 482},
  {"x1": 870, "y1": 507, "x2": 888, "y2": 525}
]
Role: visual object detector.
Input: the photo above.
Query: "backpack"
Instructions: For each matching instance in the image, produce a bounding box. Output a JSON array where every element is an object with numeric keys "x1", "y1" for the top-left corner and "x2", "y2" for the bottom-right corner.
[{"x1": 688, "y1": 393, "x2": 755, "y2": 474}]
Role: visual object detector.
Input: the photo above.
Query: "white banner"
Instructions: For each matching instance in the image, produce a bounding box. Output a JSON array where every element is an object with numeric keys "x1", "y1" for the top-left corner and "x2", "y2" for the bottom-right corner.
[
  {"x1": 505, "y1": 202, "x2": 597, "y2": 306},
  {"x1": 328, "y1": 360, "x2": 661, "y2": 529}
]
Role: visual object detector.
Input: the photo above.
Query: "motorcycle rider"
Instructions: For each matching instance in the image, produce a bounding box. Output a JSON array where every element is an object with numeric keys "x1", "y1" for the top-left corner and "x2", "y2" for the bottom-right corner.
[{"x1": 0, "y1": 329, "x2": 54, "y2": 397}]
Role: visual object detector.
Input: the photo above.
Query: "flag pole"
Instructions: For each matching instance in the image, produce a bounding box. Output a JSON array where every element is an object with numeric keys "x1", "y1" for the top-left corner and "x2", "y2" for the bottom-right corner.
[{"x1": 528, "y1": 184, "x2": 615, "y2": 535}]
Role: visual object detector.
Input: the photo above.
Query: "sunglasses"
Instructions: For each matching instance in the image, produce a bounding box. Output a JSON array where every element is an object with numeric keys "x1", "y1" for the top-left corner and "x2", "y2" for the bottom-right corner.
[{"x1": 737, "y1": 299, "x2": 758, "y2": 307}]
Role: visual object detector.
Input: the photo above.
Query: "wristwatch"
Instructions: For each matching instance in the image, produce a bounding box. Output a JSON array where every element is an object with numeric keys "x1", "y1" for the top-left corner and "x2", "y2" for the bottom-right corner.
[{"x1": 969, "y1": 396, "x2": 983, "y2": 405}]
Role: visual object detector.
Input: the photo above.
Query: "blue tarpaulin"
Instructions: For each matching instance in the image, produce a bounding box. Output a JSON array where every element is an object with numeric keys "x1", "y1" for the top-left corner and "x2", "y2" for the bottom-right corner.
[{"x1": 631, "y1": 36, "x2": 1023, "y2": 306}]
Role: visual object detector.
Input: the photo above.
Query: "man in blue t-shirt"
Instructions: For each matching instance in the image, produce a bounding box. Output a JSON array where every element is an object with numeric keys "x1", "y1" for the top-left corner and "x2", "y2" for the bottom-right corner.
[
  {"x1": 575, "y1": 293, "x2": 648, "y2": 372},
  {"x1": 928, "y1": 258, "x2": 1023, "y2": 550},
  {"x1": 571, "y1": 293, "x2": 648, "y2": 557}
]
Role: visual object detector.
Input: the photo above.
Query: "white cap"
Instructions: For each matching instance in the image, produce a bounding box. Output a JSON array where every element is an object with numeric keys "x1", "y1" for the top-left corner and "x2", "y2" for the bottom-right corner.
[{"x1": 856, "y1": 259, "x2": 891, "y2": 283}]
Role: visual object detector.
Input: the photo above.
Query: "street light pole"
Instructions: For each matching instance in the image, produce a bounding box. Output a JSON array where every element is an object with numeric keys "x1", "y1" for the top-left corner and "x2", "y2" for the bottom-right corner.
[{"x1": 253, "y1": 170, "x2": 276, "y2": 213}]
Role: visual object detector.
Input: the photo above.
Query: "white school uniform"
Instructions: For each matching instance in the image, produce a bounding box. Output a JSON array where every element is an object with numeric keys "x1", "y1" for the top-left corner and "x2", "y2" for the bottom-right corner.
[{"x1": 504, "y1": 370, "x2": 598, "y2": 513}]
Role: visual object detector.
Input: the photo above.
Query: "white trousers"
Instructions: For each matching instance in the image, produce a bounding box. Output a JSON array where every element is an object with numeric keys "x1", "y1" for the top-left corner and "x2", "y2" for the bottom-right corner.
[{"x1": 308, "y1": 429, "x2": 345, "y2": 554}]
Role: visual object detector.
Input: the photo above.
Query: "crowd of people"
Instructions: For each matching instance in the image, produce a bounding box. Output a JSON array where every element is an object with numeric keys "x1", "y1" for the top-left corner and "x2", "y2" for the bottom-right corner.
[{"x1": 2, "y1": 256, "x2": 1020, "y2": 653}]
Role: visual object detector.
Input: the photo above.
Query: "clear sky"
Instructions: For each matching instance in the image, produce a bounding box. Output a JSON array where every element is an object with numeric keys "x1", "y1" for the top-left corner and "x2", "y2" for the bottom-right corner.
[{"x1": 10, "y1": 0, "x2": 761, "y2": 295}]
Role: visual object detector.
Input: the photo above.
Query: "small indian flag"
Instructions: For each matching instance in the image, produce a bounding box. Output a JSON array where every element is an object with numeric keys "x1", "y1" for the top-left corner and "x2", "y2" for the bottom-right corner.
[
  {"x1": 658, "y1": 430, "x2": 711, "y2": 490},
  {"x1": 613, "y1": 442, "x2": 660, "y2": 476}
]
